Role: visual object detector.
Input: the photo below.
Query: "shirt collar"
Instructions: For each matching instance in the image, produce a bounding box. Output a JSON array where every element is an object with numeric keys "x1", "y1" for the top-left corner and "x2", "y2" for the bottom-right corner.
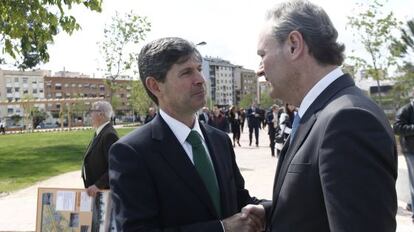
[
  {"x1": 298, "y1": 67, "x2": 343, "y2": 117},
  {"x1": 96, "y1": 121, "x2": 110, "y2": 135},
  {"x1": 159, "y1": 109, "x2": 205, "y2": 145}
]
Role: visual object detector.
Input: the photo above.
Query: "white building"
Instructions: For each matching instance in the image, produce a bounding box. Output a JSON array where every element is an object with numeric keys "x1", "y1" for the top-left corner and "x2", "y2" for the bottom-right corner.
[
  {"x1": 203, "y1": 57, "x2": 235, "y2": 106},
  {"x1": 0, "y1": 69, "x2": 50, "y2": 121}
]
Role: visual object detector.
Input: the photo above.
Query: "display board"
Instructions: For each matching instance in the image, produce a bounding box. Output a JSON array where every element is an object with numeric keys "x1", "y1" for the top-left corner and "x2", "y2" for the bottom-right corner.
[{"x1": 36, "y1": 188, "x2": 113, "y2": 232}]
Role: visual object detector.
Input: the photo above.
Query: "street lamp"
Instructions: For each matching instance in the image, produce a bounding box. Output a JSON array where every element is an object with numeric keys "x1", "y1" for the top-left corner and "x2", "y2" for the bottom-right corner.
[
  {"x1": 196, "y1": 41, "x2": 207, "y2": 46},
  {"x1": 195, "y1": 41, "x2": 212, "y2": 109}
]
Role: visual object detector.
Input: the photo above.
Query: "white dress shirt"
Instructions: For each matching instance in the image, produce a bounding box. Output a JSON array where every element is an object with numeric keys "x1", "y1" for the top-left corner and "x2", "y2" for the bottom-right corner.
[{"x1": 297, "y1": 67, "x2": 344, "y2": 117}]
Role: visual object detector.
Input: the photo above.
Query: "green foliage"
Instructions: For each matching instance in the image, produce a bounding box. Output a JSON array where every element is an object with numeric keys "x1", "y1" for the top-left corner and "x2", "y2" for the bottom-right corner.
[
  {"x1": 347, "y1": 0, "x2": 402, "y2": 106},
  {"x1": 0, "y1": 128, "x2": 134, "y2": 193},
  {"x1": 130, "y1": 80, "x2": 153, "y2": 115},
  {"x1": 392, "y1": 19, "x2": 414, "y2": 57},
  {"x1": 0, "y1": 0, "x2": 102, "y2": 69},
  {"x1": 390, "y1": 63, "x2": 414, "y2": 109},
  {"x1": 30, "y1": 107, "x2": 47, "y2": 128},
  {"x1": 10, "y1": 114, "x2": 22, "y2": 125},
  {"x1": 99, "y1": 11, "x2": 151, "y2": 103},
  {"x1": 239, "y1": 93, "x2": 254, "y2": 109},
  {"x1": 259, "y1": 89, "x2": 276, "y2": 109}
]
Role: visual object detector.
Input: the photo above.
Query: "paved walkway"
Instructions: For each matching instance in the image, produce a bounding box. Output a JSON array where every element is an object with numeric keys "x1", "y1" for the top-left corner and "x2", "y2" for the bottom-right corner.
[{"x1": 0, "y1": 128, "x2": 412, "y2": 231}]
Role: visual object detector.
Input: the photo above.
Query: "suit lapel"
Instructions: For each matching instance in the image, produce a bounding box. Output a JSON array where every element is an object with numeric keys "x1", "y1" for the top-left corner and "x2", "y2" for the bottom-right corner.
[
  {"x1": 270, "y1": 74, "x2": 355, "y2": 221},
  {"x1": 152, "y1": 115, "x2": 219, "y2": 218}
]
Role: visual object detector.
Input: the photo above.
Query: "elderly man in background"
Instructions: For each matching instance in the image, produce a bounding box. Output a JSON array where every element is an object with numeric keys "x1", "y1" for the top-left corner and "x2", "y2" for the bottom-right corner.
[{"x1": 82, "y1": 100, "x2": 119, "y2": 197}]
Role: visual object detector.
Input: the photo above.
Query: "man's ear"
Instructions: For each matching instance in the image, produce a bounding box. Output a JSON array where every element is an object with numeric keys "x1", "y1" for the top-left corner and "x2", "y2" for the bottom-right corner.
[
  {"x1": 287, "y1": 30, "x2": 304, "y2": 58},
  {"x1": 145, "y1": 76, "x2": 161, "y2": 97}
]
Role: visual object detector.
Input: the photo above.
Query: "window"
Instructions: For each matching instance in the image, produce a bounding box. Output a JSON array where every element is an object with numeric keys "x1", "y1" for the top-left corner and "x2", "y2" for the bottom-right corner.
[
  {"x1": 23, "y1": 78, "x2": 28, "y2": 84},
  {"x1": 8, "y1": 108, "x2": 13, "y2": 114},
  {"x1": 55, "y1": 83, "x2": 62, "y2": 90},
  {"x1": 64, "y1": 83, "x2": 69, "y2": 87},
  {"x1": 72, "y1": 83, "x2": 76, "y2": 88},
  {"x1": 14, "y1": 87, "x2": 20, "y2": 92},
  {"x1": 33, "y1": 89, "x2": 37, "y2": 94},
  {"x1": 23, "y1": 89, "x2": 29, "y2": 94},
  {"x1": 6, "y1": 88, "x2": 12, "y2": 93},
  {"x1": 14, "y1": 77, "x2": 19, "y2": 82},
  {"x1": 91, "y1": 84, "x2": 97, "y2": 89},
  {"x1": 56, "y1": 92, "x2": 62, "y2": 98},
  {"x1": 99, "y1": 85, "x2": 105, "y2": 91}
]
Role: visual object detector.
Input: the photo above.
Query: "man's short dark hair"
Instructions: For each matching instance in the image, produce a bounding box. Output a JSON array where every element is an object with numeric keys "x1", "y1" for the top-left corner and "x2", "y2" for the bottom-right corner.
[
  {"x1": 266, "y1": 0, "x2": 345, "y2": 66},
  {"x1": 138, "y1": 37, "x2": 202, "y2": 104}
]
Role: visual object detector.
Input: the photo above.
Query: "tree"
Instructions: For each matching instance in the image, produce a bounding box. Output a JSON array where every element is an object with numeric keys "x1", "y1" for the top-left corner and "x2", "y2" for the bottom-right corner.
[
  {"x1": 0, "y1": 0, "x2": 102, "y2": 69},
  {"x1": 98, "y1": 11, "x2": 151, "y2": 106},
  {"x1": 31, "y1": 107, "x2": 47, "y2": 129},
  {"x1": 347, "y1": 0, "x2": 401, "y2": 106},
  {"x1": 392, "y1": 19, "x2": 414, "y2": 57},
  {"x1": 130, "y1": 80, "x2": 153, "y2": 116},
  {"x1": 239, "y1": 93, "x2": 254, "y2": 109}
]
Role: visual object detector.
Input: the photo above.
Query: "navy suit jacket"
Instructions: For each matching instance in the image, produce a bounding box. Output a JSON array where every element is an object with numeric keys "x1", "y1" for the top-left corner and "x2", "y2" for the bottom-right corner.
[
  {"x1": 265, "y1": 74, "x2": 397, "y2": 231},
  {"x1": 109, "y1": 114, "x2": 260, "y2": 232}
]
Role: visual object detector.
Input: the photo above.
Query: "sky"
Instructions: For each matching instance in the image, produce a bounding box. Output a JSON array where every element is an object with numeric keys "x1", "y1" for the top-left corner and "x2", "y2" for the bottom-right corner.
[{"x1": 32, "y1": 0, "x2": 414, "y2": 77}]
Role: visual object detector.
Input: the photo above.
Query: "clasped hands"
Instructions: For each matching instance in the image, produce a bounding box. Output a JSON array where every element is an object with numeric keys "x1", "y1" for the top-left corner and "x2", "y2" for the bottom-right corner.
[{"x1": 222, "y1": 204, "x2": 265, "y2": 232}]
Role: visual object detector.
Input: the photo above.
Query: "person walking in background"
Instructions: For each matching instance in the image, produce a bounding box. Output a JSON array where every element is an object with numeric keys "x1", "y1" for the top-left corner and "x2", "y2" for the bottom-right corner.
[
  {"x1": 393, "y1": 93, "x2": 414, "y2": 223},
  {"x1": 274, "y1": 104, "x2": 295, "y2": 156},
  {"x1": 198, "y1": 106, "x2": 210, "y2": 124},
  {"x1": 239, "y1": 107, "x2": 246, "y2": 133},
  {"x1": 246, "y1": 102, "x2": 261, "y2": 147},
  {"x1": 144, "y1": 107, "x2": 156, "y2": 124},
  {"x1": 82, "y1": 100, "x2": 119, "y2": 197},
  {"x1": 266, "y1": 104, "x2": 280, "y2": 157},
  {"x1": 0, "y1": 120, "x2": 5, "y2": 135},
  {"x1": 229, "y1": 105, "x2": 241, "y2": 147},
  {"x1": 243, "y1": 1, "x2": 397, "y2": 231},
  {"x1": 109, "y1": 37, "x2": 264, "y2": 231},
  {"x1": 208, "y1": 106, "x2": 229, "y2": 132}
]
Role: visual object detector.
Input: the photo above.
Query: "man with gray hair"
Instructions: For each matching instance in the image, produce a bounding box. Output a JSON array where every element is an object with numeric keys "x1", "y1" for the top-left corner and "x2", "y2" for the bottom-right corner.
[
  {"x1": 242, "y1": 0, "x2": 397, "y2": 231},
  {"x1": 82, "y1": 100, "x2": 119, "y2": 197}
]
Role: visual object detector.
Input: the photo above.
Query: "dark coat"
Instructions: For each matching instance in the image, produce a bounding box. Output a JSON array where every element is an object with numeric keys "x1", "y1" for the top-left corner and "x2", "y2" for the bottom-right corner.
[
  {"x1": 82, "y1": 123, "x2": 119, "y2": 189},
  {"x1": 265, "y1": 74, "x2": 397, "y2": 232},
  {"x1": 109, "y1": 114, "x2": 260, "y2": 231},
  {"x1": 393, "y1": 102, "x2": 414, "y2": 154}
]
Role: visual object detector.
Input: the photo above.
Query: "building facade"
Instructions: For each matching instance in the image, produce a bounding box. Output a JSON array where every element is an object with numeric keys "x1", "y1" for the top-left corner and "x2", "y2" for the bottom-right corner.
[{"x1": 0, "y1": 69, "x2": 50, "y2": 120}]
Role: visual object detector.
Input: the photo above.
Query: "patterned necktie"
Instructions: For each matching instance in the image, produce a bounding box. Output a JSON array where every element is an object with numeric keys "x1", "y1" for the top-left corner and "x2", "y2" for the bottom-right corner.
[
  {"x1": 186, "y1": 130, "x2": 221, "y2": 217},
  {"x1": 290, "y1": 113, "x2": 301, "y2": 143}
]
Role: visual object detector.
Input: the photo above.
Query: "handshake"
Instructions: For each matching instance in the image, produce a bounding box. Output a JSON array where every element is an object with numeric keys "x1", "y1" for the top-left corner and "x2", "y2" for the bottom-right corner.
[{"x1": 222, "y1": 204, "x2": 266, "y2": 232}]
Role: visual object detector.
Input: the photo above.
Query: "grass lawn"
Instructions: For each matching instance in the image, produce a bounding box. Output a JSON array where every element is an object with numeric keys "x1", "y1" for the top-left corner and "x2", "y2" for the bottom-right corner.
[{"x1": 0, "y1": 127, "x2": 134, "y2": 194}]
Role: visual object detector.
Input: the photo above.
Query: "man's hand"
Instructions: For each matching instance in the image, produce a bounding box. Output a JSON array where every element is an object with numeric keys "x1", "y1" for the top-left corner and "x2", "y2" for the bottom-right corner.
[
  {"x1": 222, "y1": 210, "x2": 264, "y2": 232},
  {"x1": 241, "y1": 204, "x2": 266, "y2": 231},
  {"x1": 86, "y1": 185, "x2": 100, "y2": 197}
]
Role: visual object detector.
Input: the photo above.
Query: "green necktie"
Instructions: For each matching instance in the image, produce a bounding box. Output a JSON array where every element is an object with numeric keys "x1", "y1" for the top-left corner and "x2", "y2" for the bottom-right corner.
[{"x1": 186, "y1": 130, "x2": 221, "y2": 217}]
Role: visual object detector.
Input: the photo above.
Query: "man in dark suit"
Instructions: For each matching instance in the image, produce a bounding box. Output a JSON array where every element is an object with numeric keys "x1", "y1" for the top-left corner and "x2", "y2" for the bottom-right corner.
[
  {"x1": 243, "y1": 1, "x2": 398, "y2": 231},
  {"x1": 109, "y1": 37, "x2": 263, "y2": 232},
  {"x1": 82, "y1": 100, "x2": 119, "y2": 197},
  {"x1": 246, "y1": 102, "x2": 261, "y2": 147},
  {"x1": 393, "y1": 94, "x2": 414, "y2": 222},
  {"x1": 266, "y1": 105, "x2": 280, "y2": 157}
]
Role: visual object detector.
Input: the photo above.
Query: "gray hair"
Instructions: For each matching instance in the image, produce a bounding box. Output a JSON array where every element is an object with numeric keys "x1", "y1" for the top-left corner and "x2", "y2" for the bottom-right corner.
[
  {"x1": 266, "y1": 0, "x2": 345, "y2": 66},
  {"x1": 92, "y1": 101, "x2": 113, "y2": 121},
  {"x1": 138, "y1": 37, "x2": 202, "y2": 105}
]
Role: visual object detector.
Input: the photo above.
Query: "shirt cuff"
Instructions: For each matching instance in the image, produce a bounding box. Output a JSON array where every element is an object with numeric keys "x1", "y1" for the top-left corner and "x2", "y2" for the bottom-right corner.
[{"x1": 220, "y1": 220, "x2": 226, "y2": 232}]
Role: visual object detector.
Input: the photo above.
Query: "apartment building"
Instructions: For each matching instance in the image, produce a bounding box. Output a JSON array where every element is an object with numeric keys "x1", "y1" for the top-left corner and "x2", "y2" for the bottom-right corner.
[
  {"x1": 0, "y1": 69, "x2": 50, "y2": 119},
  {"x1": 44, "y1": 75, "x2": 133, "y2": 116}
]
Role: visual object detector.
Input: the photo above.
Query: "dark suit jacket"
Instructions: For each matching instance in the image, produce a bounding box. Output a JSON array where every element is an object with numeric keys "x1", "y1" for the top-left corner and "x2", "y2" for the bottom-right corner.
[
  {"x1": 393, "y1": 102, "x2": 414, "y2": 154},
  {"x1": 82, "y1": 123, "x2": 119, "y2": 189},
  {"x1": 246, "y1": 107, "x2": 261, "y2": 128},
  {"x1": 109, "y1": 114, "x2": 260, "y2": 232},
  {"x1": 265, "y1": 74, "x2": 397, "y2": 231}
]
